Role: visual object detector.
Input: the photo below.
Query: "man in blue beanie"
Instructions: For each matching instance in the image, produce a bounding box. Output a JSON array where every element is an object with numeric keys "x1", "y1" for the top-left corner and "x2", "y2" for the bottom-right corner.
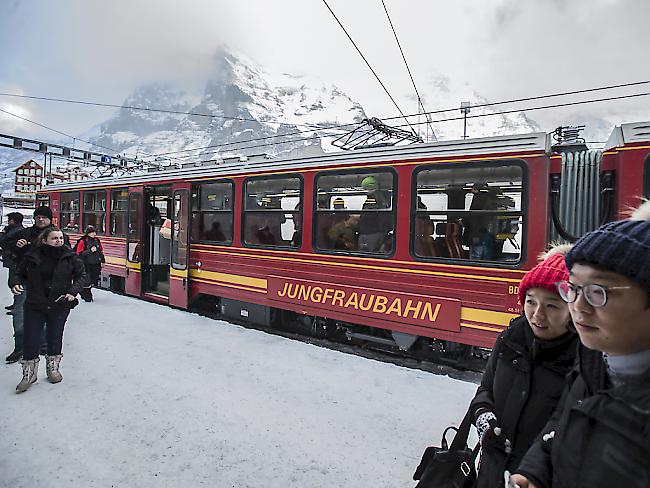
[{"x1": 512, "y1": 201, "x2": 650, "y2": 488}]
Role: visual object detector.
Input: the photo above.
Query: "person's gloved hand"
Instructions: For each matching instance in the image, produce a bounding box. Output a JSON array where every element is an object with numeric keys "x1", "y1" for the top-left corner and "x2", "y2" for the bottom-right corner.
[{"x1": 475, "y1": 411, "x2": 512, "y2": 454}]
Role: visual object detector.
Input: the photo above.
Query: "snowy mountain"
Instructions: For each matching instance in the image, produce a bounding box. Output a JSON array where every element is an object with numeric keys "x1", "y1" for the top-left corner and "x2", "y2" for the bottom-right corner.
[{"x1": 86, "y1": 48, "x2": 368, "y2": 166}]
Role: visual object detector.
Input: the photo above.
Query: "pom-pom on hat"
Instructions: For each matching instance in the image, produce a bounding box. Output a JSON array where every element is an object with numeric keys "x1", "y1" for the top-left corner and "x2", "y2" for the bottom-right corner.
[
  {"x1": 565, "y1": 200, "x2": 650, "y2": 291},
  {"x1": 34, "y1": 206, "x2": 53, "y2": 221},
  {"x1": 518, "y1": 246, "x2": 571, "y2": 306}
]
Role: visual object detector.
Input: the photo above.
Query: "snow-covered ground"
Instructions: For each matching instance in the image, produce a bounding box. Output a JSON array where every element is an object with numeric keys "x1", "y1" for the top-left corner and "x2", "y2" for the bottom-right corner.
[{"x1": 0, "y1": 267, "x2": 478, "y2": 488}]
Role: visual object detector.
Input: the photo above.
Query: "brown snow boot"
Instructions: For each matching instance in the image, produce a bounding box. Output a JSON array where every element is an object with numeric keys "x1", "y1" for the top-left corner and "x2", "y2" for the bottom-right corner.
[
  {"x1": 16, "y1": 358, "x2": 39, "y2": 393},
  {"x1": 46, "y1": 354, "x2": 63, "y2": 383}
]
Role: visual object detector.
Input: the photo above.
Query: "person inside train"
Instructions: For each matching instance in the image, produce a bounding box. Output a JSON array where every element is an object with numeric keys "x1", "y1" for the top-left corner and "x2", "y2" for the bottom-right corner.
[
  {"x1": 205, "y1": 221, "x2": 227, "y2": 242},
  {"x1": 463, "y1": 182, "x2": 498, "y2": 260},
  {"x1": 470, "y1": 245, "x2": 578, "y2": 488},
  {"x1": 512, "y1": 200, "x2": 650, "y2": 488},
  {"x1": 327, "y1": 213, "x2": 360, "y2": 251},
  {"x1": 414, "y1": 197, "x2": 436, "y2": 257},
  {"x1": 358, "y1": 176, "x2": 392, "y2": 253}
]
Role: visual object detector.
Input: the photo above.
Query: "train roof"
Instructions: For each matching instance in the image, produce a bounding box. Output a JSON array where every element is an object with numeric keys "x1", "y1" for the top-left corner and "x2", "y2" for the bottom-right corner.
[
  {"x1": 44, "y1": 130, "x2": 552, "y2": 191},
  {"x1": 604, "y1": 120, "x2": 650, "y2": 150}
]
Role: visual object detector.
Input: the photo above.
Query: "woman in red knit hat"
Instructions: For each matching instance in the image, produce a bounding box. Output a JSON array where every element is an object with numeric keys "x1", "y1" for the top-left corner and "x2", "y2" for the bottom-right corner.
[{"x1": 468, "y1": 245, "x2": 579, "y2": 488}]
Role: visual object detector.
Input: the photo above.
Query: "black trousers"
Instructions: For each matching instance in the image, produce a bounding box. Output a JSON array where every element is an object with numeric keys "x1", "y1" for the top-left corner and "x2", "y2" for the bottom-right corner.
[{"x1": 23, "y1": 307, "x2": 70, "y2": 360}]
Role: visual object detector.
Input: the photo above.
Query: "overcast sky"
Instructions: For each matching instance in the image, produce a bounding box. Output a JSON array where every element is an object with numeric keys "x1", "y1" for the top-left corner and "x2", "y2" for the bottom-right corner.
[{"x1": 1, "y1": 0, "x2": 649, "y2": 145}]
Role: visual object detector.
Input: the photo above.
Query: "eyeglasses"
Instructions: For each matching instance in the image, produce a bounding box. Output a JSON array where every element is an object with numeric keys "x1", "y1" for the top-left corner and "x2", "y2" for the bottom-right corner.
[{"x1": 555, "y1": 280, "x2": 631, "y2": 308}]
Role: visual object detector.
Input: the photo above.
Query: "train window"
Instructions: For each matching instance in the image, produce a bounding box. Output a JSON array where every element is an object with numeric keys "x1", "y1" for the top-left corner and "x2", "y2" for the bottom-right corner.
[
  {"x1": 191, "y1": 180, "x2": 233, "y2": 244},
  {"x1": 60, "y1": 192, "x2": 80, "y2": 233},
  {"x1": 82, "y1": 190, "x2": 107, "y2": 234},
  {"x1": 314, "y1": 170, "x2": 395, "y2": 255},
  {"x1": 243, "y1": 176, "x2": 302, "y2": 248},
  {"x1": 127, "y1": 193, "x2": 142, "y2": 263},
  {"x1": 172, "y1": 190, "x2": 189, "y2": 270},
  {"x1": 414, "y1": 162, "x2": 524, "y2": 264},
  {"x1": 110, "y1": 189, "x2": 128, "y2": 236}
]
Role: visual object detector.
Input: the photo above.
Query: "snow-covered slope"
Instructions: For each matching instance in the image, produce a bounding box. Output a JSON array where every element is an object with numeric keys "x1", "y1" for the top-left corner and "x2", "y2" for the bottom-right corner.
[{"x1": 87, "y1": 48, "x2": 367, "y2": 165}]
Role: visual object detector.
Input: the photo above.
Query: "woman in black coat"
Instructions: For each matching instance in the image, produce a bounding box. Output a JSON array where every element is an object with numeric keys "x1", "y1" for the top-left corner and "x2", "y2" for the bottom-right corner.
[
  {"x1": 74, "y1": 225, "x2": 104, "y2": 302},
  {"x1": 11, "y1": 226, "x2": 88, "y2": 393},
  {"x1": 469, "y1": 247, "x2": 578, "y2": 488}
]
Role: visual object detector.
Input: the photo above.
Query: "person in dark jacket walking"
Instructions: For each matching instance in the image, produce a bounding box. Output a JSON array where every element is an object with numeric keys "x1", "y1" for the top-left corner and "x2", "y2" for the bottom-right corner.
[
  {"x1": 4, "y1": 206, "x2": 66, "y2": 363},
  {"x1": 1, "y1": 212, "x2": 25, "y2": 362},
  {"x1": 74, "y1": 225, "x2": 104, "y2": 302},
  {"x1": 513, "y1": 201, "x2": 650, "y2": 488},
  {"x1": 10, "y1": 226, "x2": 87, "y2": 393},
  {"x1": 470, "y1": 246, "x2": 578, "y2": 488}
]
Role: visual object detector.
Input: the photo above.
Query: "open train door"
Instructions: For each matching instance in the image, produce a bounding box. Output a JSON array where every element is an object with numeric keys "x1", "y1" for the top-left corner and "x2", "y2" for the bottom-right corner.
[
  {"x1": 125, "y1": 186, "x2": 144, "y2": 297},
  {"x1": 169, "y1": 183, "x2": 191, "y2": 308}
]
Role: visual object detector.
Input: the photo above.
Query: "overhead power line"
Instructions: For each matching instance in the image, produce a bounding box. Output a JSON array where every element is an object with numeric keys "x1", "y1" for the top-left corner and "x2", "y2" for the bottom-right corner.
[
  {"x1": 380, "y1": 0, "x2": 435, "y2": 141},
  {"x1": 391, "y1": 91, "x2": 650, "y2": 129},
  {"x1": 0, "y1": 107, "x2": 127, "y2": 157},
  {"x1": 320, "y1": 0, "x2": 419, "y2": 138},
  {"x1": 0, "y1": 92, "x2": 351, "y2": 132},
  {"x1": 384, "y1": 79, "x2": 650, "y2": 122}
]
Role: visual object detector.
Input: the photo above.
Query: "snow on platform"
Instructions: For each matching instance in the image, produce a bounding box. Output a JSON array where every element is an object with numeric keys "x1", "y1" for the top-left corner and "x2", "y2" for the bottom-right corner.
[{"x1": 0, "y1": 270, "x2": 478, "y2": 488}]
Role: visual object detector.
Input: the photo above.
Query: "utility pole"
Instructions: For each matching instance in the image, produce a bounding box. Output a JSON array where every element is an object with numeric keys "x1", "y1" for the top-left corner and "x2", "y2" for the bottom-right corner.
[{"x1": 460, "y1": 102, "x2": 471, "y2": 139}]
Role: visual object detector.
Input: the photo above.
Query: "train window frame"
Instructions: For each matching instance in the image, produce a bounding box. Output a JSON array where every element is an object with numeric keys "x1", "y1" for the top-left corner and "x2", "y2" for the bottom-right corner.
[
  {"x1": 241, "y1": 174, "x2": 303, "y2": 250},
  {"x1": 643, "y1": 153, "x2": 650, "y2": 199},
  {"x1": 190, "y1": 179, "x2": 234, "y2": 245},
  {"x1": 410, "y1": 159, "x2": 528, "y2": 268},
  {"x1": 82, "y1": 189, "x2": 107, "y2": 235},
  {"x1": 60, "y1": 191, "x2": 80, "y2": 234},
  {"x1": 312, "y1": 167, "x2": 398, "y2": 258},
  {"x1": 127, "y1": 192, "x2": 143, "y2": 263},
  {"x1": 110, "y1": 188, "x2": 129, "y2": 237},
  {"x1": 171, "y1": 189, "x2": 190, "y2": 271}
]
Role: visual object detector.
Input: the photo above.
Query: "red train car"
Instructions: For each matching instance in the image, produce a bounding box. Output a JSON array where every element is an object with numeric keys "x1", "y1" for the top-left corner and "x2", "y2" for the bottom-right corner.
[{"x1": 38, "y1": 121, "x2": 650, "y2": 354}]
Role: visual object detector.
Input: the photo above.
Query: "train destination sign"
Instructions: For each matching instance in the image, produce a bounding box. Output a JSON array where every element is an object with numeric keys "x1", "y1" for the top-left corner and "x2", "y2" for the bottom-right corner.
[{"x1": 269, "y1": 277, "x2": 461, "y2": 332}]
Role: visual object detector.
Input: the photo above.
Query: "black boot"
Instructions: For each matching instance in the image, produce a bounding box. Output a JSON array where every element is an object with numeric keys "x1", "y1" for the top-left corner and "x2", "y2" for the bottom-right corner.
[
  {"x1": 80, "y1": 287, "x2": 93, "y2": 302},
  {"x1": 5, "y1": 349, "x2": 23, "y2": 363}
]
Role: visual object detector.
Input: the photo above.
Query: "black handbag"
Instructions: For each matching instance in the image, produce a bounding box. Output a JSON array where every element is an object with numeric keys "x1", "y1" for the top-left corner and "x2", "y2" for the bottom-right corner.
[{"x1": 413, "y1": 411, "x2": 479, "y2": 488}]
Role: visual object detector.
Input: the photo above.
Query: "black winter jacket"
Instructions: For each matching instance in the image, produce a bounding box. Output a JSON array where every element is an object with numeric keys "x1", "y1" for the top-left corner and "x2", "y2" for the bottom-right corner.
[
  {"x1": 8, "y1": 224, "x2": 71, "y2": 266},
  {"x1": 10, "y1": 245, "x2": 88, "y2": 312},
  {"x1": 516, "y1": 345, "x2": 650, "y2": 488},
  {"x1": 469, "y1": 316, "x2": 578, "y2": 488},
  {"x1": 0, "y1": 222, "x2": 24, "y2": 268}
]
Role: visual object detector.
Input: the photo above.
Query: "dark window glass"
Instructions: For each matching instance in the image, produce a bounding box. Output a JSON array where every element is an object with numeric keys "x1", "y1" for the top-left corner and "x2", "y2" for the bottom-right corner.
[
  {"x1": 60, "y1": 192, "x2": 80, "y2": 233},
  {"x1": 190, "y1": 181, "x2": 233, "y2": 243},
  {"x1": 110, "y1": 189, "x2": 129, "y2": 236},
  {"x1": 82, "y1": 190, "x2": 106, "y2": 234},
  {"x1": 314, "y1": 170, "x2": 395, "y2": 255},
  {"x1": 414, "y1": 163, "x2": 524, "y2": 263},
  {"x1": 127, "y1": 193, "x2": 142, "y2": 263},
  {"x1": 243, "y1": 176, "x2": 301, "y2": 248},
  {"x1": 172, "y1": 190, "x2": 189, "y2": 270}
]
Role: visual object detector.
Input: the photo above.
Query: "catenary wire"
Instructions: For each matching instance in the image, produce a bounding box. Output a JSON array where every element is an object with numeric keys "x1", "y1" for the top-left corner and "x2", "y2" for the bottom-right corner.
[
  {"x1": 3, "y1": 80, "x2": 647, "y2": 158},
  {"x1": 380, "y1": 0, "x2": 435, "y2": 140},
  {"x1": 320, "y1": 0, "x2": 419, "y2": 136},
  {"x1": 391, "y1": 91, "x2": 650, "y2": 129},
  {"x1": 0, "y1": 107, "x2": 133, "y2": 157},
  {"x1": 384, "y1": 80, "x2": 650, "y2": 121},
  {"x1": 150, "y1": 80, "x2": 650, "y2": 157},
  {"x1": 0, "y1": 92, "x2": 354, "y2": 132}
]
